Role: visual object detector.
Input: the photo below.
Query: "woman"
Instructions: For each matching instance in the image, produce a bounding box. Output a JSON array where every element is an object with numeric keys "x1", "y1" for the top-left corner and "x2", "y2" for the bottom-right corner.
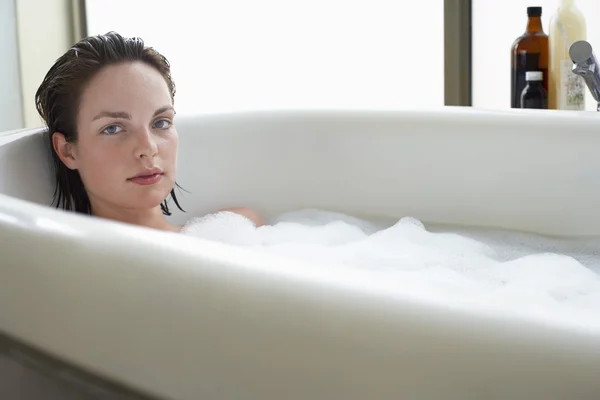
[{"x1": 35, "y1": 31, "x2": 263, "y2": 232}]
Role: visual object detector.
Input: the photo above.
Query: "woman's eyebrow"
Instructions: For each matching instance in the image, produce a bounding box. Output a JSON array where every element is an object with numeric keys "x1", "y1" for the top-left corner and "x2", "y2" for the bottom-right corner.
[
  {"x1": 91, "y1": 106, "x2": 174, "y2": 121},
  {"x1": 153, "y1": 105, "x2": 175, "y2": 116},
  {"x1": 92, "y1": 111, "x2": 131, "y2": 121}
]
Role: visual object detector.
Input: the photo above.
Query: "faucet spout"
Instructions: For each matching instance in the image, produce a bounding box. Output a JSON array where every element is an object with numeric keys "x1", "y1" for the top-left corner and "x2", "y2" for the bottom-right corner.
[{"x1": 569, "y1": 40, "x2": 600, "y2": 111}]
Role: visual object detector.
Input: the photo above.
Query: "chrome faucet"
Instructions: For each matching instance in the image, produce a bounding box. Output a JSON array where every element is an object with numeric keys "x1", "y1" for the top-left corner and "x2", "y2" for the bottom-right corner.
[{"x1": 569, "y1": 40, "x2": 600, "y2": 111}]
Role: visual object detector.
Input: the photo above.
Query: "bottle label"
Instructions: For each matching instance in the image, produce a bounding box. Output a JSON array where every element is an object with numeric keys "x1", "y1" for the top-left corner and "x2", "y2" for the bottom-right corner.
[{"x1": 560, "y1": 59, "x2": 585, "y2": 110}]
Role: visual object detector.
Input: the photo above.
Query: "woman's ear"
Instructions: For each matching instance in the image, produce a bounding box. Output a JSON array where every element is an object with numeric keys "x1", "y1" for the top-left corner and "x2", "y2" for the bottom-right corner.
[{"x1": 52, "y1": 132, "x2": 78, "y2": 170}]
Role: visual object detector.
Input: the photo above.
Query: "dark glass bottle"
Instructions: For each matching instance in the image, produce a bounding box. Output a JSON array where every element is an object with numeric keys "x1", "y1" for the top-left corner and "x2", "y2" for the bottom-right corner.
[
  {"x1": 511, "y1": 6, "x2": 549, "y2": 108},
  {"x1": 520, "y1": 71, "x2": 548, "y2": 109}
]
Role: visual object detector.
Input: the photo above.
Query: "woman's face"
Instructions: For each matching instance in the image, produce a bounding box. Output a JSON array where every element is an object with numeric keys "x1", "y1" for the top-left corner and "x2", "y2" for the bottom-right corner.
[{"x1": 54, "y1": 61, "x2": 178, "y2": 214}]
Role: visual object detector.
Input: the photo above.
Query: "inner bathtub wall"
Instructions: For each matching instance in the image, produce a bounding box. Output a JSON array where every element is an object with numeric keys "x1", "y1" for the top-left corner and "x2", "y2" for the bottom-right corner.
[
  {"x1": 3, "y1": 108, "x2": 600, "y2": 236},
  {"x1": 169, "y1": 109, "x2": 600, "y2": 236}
]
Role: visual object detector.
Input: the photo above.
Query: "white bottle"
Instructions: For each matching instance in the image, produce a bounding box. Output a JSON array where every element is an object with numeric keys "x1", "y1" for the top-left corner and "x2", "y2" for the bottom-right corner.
[{"x1": 548, "y1": 0, "x2": 587, "y2": 110}]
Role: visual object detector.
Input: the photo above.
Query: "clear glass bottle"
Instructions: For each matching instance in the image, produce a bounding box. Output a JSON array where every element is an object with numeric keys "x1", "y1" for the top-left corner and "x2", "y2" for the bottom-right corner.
[{"x1": 548, "y1": 0, "x2": 587, "y2": 110}]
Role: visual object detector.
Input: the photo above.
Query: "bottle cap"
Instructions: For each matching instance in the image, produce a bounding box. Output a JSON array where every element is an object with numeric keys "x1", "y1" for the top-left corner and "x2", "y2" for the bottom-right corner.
[
  {"x1": 525, "y1": 71, "x2": 543, "y2": 81},
  {"x1": 527, "y1": 6, "x2": 542, "y2": 17}
]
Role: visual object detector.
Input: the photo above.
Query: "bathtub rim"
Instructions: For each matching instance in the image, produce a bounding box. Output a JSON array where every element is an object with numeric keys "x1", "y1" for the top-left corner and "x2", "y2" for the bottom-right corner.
[{"x1": 2, "y1": 192, "x2": 600, "y2": 399}]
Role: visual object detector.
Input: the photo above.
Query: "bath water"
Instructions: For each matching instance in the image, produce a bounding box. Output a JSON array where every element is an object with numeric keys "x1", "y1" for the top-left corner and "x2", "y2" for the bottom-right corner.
[{"x1": 181, "y1": 209, "x2": 600, "y2": 332}]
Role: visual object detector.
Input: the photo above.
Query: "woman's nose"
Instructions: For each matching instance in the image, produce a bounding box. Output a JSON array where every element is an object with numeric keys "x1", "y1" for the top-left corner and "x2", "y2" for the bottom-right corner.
[{"x1": 134, "y1": 128, "x2": 158, "y2": 159}]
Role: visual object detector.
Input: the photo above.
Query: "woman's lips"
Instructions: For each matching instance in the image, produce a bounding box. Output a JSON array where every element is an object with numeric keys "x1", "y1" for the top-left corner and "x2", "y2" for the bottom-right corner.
[{"x1": 128, "y1": 173, "x2": 163, "y2": 186}]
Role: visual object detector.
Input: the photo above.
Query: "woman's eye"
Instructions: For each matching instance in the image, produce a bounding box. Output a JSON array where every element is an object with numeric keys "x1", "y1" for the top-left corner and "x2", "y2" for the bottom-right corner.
[
  {"x1": 153, "y1": 119, "x2": 172, "y2": 129},
  {"x1": 102, "y1": 125, "x2": 122, "y2": 135}
]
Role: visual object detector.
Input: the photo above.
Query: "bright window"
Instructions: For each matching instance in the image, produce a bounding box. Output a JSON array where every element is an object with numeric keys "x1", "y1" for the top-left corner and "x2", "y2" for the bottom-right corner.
[{"x1": 85, "y1": 0, "x2": 445, "y2": 116}]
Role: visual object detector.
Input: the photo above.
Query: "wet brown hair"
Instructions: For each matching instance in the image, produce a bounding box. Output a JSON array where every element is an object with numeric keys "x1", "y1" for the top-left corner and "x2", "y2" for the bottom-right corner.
[{"x1": 35, "y1": 31, "x2": 184, "y2": 215}]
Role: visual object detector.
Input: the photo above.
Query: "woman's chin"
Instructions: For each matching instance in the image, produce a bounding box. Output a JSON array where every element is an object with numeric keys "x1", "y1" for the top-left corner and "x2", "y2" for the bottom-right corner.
[{"x1": 128, "y1": 190, "x2": 174, "y2": 210}]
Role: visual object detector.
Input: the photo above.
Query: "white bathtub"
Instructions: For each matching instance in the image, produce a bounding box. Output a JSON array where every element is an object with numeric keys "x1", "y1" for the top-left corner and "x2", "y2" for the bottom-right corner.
[{"x1": 1, "y1": 107, "x2": 600, "y2": 399}]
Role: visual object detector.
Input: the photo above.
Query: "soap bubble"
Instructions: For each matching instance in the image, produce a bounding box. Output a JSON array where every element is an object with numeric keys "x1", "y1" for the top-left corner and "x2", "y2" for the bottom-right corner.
[{"x1": 182, "y1": 208, "x2": 600, "y2": 332}]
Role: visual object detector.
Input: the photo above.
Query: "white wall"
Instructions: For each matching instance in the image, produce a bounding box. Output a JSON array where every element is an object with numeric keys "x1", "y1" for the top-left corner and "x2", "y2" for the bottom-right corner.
[
  {"x1": 15, "y1": 0, "x2": 74, "y2": 128},
  {"x1": 0, "y1": 0, "x2": 24, "y2": 132},
  {"x1": 85, "y1": 0, "x2": 445, "y2": 116},
  {"x1": 472, "y1": 0, "x2": 600, "y2": 111}
]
